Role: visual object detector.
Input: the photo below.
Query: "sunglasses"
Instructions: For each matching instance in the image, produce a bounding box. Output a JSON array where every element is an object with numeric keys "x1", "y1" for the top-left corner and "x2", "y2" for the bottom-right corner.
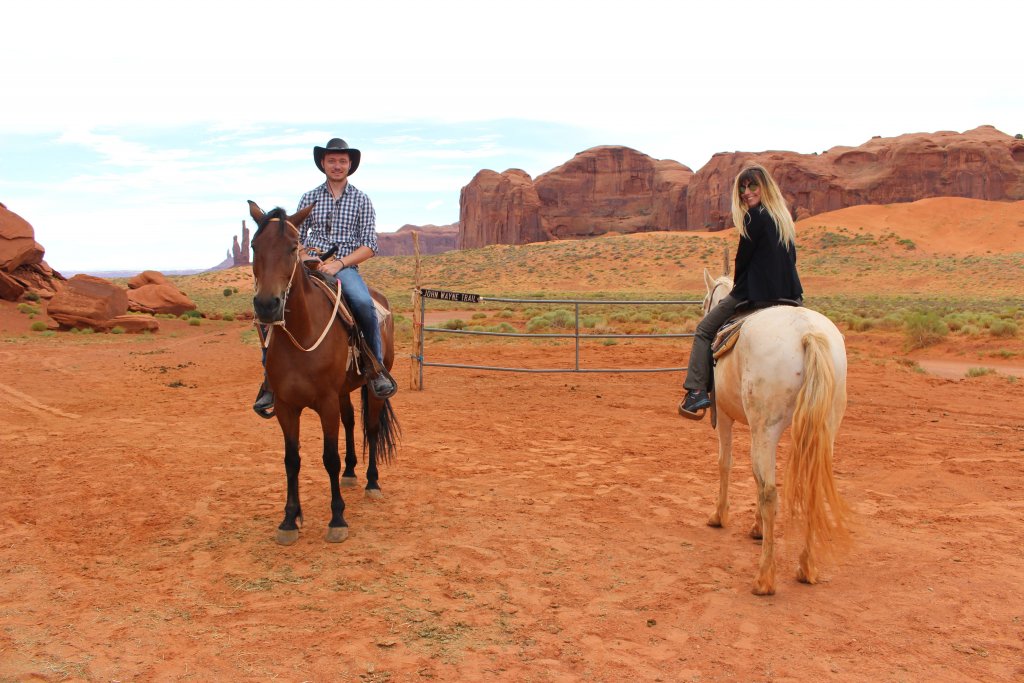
[{"x1": 738, "y1": 182, "x2": 759, "y2": 193}]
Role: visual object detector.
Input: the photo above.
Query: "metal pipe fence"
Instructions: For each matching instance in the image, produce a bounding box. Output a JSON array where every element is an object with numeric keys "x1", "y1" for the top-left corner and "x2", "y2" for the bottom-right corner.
[{"x1": 412, "y1": 290, "x2": 702, "y2": 387}]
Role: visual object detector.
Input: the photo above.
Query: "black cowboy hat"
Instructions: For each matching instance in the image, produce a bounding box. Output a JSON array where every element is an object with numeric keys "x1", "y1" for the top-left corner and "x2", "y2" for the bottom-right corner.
[{"x1": 314, "y1": 138, "x2": 361, "y2": 175}]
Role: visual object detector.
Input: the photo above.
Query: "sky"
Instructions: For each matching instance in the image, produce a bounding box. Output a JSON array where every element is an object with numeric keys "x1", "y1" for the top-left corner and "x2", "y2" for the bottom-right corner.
[{"x1": 1, "y1": 0, "x2": 1020, "y2": 272}]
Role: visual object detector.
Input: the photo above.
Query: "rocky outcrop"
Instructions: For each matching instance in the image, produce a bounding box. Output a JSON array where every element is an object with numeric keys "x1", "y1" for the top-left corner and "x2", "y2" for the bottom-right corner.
[
  {"x1": 459, "y1": 150, "x2": 692, "y2": 248},
  {"x1": 459, "y1": 169, "x2": 547, "y2": 249},
  {"x1": 0, "y1": 202, "x2": 64, "y2": 301},
  {"x1": 48, "y1": 275, "x2": 130, "y2": 331},
  {"x1": 127, "y1": 270, "x2": 196, "y2": 315},
  {"x1": 232, "y1": 221, "x2": 251, "y2": 267},
  {"x1": 534, "y1": 147, "x2": 692, "y2": 239},
  {"x1": 458, "y1": 126, "x2": 1024, "y2": 244},
  {"x1": 377, "y1": 224, "x2": 459, "y2": 256},
  {"x1": 688, "y1": 125, "x2": 1024, "y2": 229}
]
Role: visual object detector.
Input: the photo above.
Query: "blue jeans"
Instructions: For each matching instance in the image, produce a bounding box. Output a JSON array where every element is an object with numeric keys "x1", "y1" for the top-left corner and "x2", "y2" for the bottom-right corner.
[{"x1": 332, "y1": 266, "x2": 383, "y2": 364}]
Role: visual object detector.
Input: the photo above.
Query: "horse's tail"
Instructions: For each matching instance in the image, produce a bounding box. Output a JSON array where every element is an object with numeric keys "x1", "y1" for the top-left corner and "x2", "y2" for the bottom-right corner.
[
  {"x1": 361, "y1": 386, "x2": 401, "y2": 465},
  {"x1": 784, "y1": 331, "x2": 852, "y2": 559}
]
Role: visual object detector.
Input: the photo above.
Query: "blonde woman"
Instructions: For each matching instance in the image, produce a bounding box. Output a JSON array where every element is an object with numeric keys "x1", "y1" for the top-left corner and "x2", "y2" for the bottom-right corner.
[{"x1": 679, "y1": 164, "x2": 803, "y2": 419}]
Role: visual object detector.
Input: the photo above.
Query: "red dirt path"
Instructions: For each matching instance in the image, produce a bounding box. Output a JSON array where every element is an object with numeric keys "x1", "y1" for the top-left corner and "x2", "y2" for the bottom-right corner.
[{"x1": 1, "y1": 317, "x2": 1022, "y2": 681}]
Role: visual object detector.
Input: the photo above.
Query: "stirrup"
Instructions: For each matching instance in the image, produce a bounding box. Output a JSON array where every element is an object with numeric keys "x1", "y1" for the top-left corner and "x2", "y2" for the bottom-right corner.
[
  {"x1": 678, "y1": 399, "x2": 707, "y2": 421},
  {"x1": 253, "y1": 384, "x2": 275, "y2": 419}
]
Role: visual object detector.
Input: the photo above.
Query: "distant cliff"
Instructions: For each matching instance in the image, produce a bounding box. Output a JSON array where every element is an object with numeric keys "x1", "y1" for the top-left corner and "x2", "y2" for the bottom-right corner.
[
  {"x1": 458, "y1": 125, "x2": 1024, "y2": 246},
  {"x1": 377, "y1": 223, "x2": 458, "y2": 256}
]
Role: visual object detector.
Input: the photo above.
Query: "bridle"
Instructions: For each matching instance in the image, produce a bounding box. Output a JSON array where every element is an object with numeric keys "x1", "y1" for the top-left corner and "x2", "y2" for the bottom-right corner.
[{"x1": 255, "y1": 218, "x2": 343, "y2": 353}]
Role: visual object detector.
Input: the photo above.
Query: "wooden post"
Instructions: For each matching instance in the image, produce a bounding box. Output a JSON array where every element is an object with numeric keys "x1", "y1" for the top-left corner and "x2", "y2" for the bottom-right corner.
[{"x1": 410, "y1": 232, "x2": 423, "y2": 390}]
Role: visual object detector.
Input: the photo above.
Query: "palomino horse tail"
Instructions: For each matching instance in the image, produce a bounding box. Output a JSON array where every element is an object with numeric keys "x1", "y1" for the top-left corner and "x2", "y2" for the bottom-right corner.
[
  {"x1": 361, "y1": 386, "x2": 401, "y2": 465},
  {"x1": 784, "y1": 331, "x2": 852, "y2": 560}
]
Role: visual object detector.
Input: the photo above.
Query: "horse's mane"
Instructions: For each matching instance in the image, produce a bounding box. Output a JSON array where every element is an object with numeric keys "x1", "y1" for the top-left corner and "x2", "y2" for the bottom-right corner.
[{"x1": 253, "y1": 207, "x2": 291, "y2": 238}]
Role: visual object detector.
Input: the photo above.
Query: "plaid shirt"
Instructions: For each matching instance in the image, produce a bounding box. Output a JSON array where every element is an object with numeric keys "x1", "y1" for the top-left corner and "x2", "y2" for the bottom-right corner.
[{"x1": 296, "y1": 182, "x2": 378, "y2": 257}]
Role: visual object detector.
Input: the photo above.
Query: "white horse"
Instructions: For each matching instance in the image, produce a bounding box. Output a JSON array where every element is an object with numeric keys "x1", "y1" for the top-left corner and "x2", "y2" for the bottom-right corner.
[{"x1": 701, "y1": 270, "x2": 852, "y2": 595}]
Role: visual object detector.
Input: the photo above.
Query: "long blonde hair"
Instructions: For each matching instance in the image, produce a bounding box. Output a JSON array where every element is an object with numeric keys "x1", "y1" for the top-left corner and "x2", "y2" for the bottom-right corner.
[{"x1": 731, "y1": 164, "x2": 796, "y2": 248}]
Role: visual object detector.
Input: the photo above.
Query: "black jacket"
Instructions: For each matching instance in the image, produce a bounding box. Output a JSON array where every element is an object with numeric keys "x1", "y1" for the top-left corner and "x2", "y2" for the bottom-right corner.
[{"x1": 730, "y1": 205, "x2": 803, "y2": 302}]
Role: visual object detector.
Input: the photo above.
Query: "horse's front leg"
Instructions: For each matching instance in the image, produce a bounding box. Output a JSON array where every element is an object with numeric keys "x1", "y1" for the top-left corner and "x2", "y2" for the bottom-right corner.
[
  {"x1": 750, "y1": 423, "x2": 784, "y2": 596},
  {"x1": 275, "y1": 404, "x2": 303, "y2": 546},
  {"x1": 707, "y1": 413, "x2": 734, "y2": 528},
  {"x1": 319, "y1": 399, "x2": 349, "y2": 543},
  {"x1": 339, "y1": 394, "x2": 358, "y2": 488}
]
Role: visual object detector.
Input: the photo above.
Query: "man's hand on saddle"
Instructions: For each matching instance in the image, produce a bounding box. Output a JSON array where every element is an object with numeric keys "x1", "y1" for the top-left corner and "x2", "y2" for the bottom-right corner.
[{"x1": 317, "y1": 259, "x2": 344, "y2": 276}]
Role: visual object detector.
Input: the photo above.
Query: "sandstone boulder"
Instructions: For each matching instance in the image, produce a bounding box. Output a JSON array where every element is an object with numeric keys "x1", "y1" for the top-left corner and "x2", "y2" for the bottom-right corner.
[
  {"x1": 127, "y1": 270, "x2": 173, "y2": 288},
  {"x1": 0, "y1": 204, "x2": 45, "y2": 272},
  {"x1": 127, "y1": 283, "x2": 196, "y2": 316},
  {"x1": 0, "y1": 270, "x2": 25, "y2": 300},
  {"x1": 48, "y1": 274, "x2": 129, "y2": 331},
  {"x1": 107, "y1": 315, "x2": 160, "y2": 334}
]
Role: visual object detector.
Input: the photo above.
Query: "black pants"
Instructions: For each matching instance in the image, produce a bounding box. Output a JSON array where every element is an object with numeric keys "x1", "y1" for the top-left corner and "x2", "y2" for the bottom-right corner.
[{"x1": 683, "y1": 294, "x2": 740, "y2": 392}]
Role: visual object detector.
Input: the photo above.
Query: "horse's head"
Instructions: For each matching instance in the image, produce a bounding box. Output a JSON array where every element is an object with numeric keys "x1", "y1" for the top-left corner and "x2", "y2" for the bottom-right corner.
[
  {"x1": 248, "y1": 200, "x2": 314, "y2": 323},
  {"x1": 702, "y1": 268, "x2": 733, "y2": 316}
]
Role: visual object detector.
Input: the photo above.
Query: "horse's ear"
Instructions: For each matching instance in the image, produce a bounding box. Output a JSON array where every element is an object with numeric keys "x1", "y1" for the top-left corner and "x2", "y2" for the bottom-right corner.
[
  {"x1": 248, "y1": 200, "x2": 265, "y2": 223},
  {"x1": 290, "y1": 203, "x2": 314, "y2": 227},
  {"x1": 703, "y1": 268, "x2": 715, "y2": 291}
]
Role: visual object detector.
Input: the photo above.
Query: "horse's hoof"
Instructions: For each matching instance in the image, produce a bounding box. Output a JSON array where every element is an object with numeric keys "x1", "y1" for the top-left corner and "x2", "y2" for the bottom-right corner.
[
  {"x1": 751, "y1": 581, "x2": 775, "y2": 596},
  {"x1": 276, "y1": 528, "x2": 300, "y2": 546},
  {"x1": 796, "y1": 565, "x2": 818, "y2": 584},
  {"x1": 749, "y1": 526, "x2": 763, "y2": 540},
  {"x1": 341, "y1": 476, "x2": 358, "y2": 488},
  {"x1": 365, "y1": 488, "x2": 384, "y2": 500},
  {"x1": 325, "y1": 526, "x2": 350, "y2": 543},
  {"x1": 707, "y1": 513, "x2": 724, "y2": 528}
]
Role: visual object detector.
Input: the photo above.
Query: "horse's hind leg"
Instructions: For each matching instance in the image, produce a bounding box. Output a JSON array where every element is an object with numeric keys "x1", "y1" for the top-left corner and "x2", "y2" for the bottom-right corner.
[
  {"x1": 340, "y1": 394, "x2": 358, "y2": 488},
  {"x1": 750, "y1": 424, "x2": 783, "y2": 596},
  {"x1": 363, "y1": 392, "x2": 383, "y2": 500},
  {"x1": 275, "y1": 405, "x2": 304, "y2": 546},
  {"x1": 707, "y1": 414, "x2": 734, "y2": 528}
]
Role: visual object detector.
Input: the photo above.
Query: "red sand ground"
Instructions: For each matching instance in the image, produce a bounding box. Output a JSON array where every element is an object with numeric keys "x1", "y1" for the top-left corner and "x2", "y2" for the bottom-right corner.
[{"x1": 1, "y1": 309, "x2": 1022, "y2": 681}]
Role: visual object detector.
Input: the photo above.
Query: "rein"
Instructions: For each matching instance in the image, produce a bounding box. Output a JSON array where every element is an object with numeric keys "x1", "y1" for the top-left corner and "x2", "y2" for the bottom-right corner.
[
  {"x1": 257, "y1": 218, "x2": 344, "y2": 353},
  {"x1": 705, "y1": 279, "x2": 730, "y2": 314}
]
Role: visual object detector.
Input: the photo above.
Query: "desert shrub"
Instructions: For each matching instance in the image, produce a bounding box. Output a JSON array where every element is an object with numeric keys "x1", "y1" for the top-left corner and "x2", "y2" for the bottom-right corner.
[
  {"x1": 846, "y1": 316, "x2": 874, "y2": 332},
  {"x1": 30, "y1": 321, "x2": 47, "y2": 332},
  {"x1": 497, "y1": 309, "x2": 514, "y2": 318},
  {"x1": 181, "y1": 310, "x2": 202, "y2": 319},
  {"x1": 80, "y1": 327, "x2": 95, "y2": 335},
  {"x1": 23, "y1": 291, "x2": 40, "y2": 302},
  {"x1": 904, "y1": 312, "x2": 948, "y2": 349},
  {"x1": 17, "y1": 303, "x2": 39, "y2": 315},
  {"x1": 188, "y1": 318, "x2": 201, "y2": 326},
  {"x1": 580, "y1": 314, "x2": 603, "y2": 329},
  {"x1": 223, "y1": 288, "x2": 233, "y2": 297},
  {"x1": 878, "y1": 313, "x2": 904, "y2": 330},
  {"x1": 441, "y1": 318, "x2": 466, "y2": 330},
  {"x1": 966, "y1": 367, "x2": 995, "y2": 378},
  {"x1": 223, "y1": 313, "x2": 235, "y2": 322},
  {"x1": 959, "y1": 324, "x2": 981, "y2": 336},
  {"x1": 111, "y1": 326, "x2": 126, "y2": 334},
  {"x1": 526, "y1": 316, "x2": 550, "y2": 332},
  {"x1": 471, "y1": 312, "x2": 488, "y2": 320},
  {"x1": 988, "y1": 319, "x2": 1018, "y2": 337}
]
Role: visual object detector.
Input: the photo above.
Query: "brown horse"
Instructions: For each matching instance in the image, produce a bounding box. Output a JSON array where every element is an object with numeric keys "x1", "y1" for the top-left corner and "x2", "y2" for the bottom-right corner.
[{"x1": 248, "y1": 201, "x2": 399, "y2": 545}]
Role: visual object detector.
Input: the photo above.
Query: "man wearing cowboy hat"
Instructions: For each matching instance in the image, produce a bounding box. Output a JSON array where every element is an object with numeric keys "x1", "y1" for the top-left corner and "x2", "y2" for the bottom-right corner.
[{"x1": 253, "y1": 137, "x2": 397, "y2": 416}]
